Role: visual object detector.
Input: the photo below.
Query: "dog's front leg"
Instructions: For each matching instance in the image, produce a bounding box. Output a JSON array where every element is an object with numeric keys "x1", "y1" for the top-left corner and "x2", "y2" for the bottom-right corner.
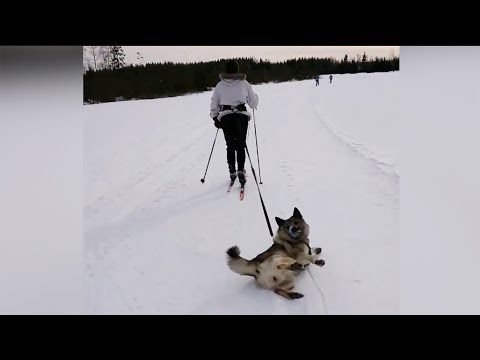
[
  {"x1": 311, "y1": 247, "x2": 325, "y2": 267},
  {"x1": 295, "y1": 252, "x2": 315, "y2": 266},
  {"x1": 296, "y1": 250, "x2": 325, "y2": 267},
  {"x1": 274, "y1": 288, "x2": 304, "y2": 300}
]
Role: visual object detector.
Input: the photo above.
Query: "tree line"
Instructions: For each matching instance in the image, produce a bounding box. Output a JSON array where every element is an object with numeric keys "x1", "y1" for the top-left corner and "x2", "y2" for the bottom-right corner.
[{"x1": 83, "y1": 47, "x2": 399, "y2": 103}]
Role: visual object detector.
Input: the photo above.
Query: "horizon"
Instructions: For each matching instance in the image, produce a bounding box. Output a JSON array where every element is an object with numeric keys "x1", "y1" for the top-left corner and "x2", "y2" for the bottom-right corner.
[{"x1": 84, "y1": 46, "x2": 399, "y2": 67}]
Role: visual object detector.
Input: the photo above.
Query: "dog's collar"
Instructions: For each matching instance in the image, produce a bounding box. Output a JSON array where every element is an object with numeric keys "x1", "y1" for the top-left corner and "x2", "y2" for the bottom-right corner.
[{"x1": 286, "y1": 239, "x2": 312, "y2": 255}]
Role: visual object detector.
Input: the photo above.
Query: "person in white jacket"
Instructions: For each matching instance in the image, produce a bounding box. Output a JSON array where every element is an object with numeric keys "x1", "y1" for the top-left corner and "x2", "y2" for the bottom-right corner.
[{"x1": 210, "y1": 59, "x2": 259, "y2": 185}]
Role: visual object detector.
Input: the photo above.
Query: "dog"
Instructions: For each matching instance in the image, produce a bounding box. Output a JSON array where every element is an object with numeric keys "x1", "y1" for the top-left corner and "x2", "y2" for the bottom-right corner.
[{"x1": 226, "y1": 207, "x2": 325, "y2": 300}]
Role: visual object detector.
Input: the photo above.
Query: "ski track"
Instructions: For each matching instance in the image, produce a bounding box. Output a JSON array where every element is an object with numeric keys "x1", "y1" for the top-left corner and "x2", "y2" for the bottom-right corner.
[
  {"x1": 84, "y1": 73, "x2": 399, "y2": 314},
  {"x1": 312, "y1": 104, "x2": 399, "y2": 178}
]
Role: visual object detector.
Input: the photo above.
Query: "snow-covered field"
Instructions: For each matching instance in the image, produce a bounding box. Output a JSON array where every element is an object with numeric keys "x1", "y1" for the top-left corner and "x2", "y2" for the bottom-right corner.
[{"x1": 84, "y1": 72, "x2": 399, "y2": 314}]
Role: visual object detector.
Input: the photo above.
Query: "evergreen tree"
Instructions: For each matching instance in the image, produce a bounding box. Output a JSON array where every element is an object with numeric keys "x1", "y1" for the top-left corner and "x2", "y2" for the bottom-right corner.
[{"x1": 110, "y1": 46, "x2": 126, "y2": 70}]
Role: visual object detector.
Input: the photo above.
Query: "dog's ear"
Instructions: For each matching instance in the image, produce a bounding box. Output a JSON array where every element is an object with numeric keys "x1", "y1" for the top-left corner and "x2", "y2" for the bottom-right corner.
[
  {"x1": 293, "y1": 207, "x2": 302, "y2": 219},
  {"x1": 275, "y1": 217, "x2": 285, "y2": 227}
]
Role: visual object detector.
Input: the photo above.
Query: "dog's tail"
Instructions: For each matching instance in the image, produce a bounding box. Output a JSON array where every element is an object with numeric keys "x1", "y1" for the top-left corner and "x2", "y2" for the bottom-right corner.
[{"x1": 226, "y1": 246, "x2": 257, "y2": 277}]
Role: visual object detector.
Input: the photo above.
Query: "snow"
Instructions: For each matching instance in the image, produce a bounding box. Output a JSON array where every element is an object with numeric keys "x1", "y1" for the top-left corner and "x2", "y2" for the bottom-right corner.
[
  {"x1": 312, "y1": 72, "x2": 399, "y2": 176},
  {"x1": 84, "y1": 72, "x2": 399, "y2": 314}
]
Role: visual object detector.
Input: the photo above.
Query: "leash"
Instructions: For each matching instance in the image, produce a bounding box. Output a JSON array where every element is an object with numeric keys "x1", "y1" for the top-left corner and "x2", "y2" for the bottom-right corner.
[
  {"x1": 245, "y1": 144, "x2": 274, "y2": 237},
  {"x1": 306, "y1": 267, "x2": 329, "y2": 314}
]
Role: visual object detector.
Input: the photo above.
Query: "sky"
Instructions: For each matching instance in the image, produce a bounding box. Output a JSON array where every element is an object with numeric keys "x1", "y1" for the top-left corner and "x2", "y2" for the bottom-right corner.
[{"x1": 121, "y1": 46, "x2": 399, "y2": 65}]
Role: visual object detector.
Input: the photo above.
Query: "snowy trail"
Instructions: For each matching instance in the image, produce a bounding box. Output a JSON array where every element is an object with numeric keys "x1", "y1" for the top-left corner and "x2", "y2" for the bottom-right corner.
[{"x1": 84, "y1": 73, "x2": 399, "y2": 314}]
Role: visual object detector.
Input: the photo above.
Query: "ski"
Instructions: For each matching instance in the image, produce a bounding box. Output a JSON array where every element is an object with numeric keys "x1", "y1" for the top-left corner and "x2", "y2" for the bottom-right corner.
[
  {"x1": 227, "y1": 179, "x2": 236, "y2": 192},
  {"x1": 240, "y1": 185, "x2": 245, "y2": 200}
]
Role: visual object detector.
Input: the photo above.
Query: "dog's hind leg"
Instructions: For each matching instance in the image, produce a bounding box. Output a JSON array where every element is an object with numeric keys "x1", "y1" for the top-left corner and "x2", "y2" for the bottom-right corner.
[
  {"x1": 287, "y1": 262, "x2": 304, "y2": 271},
  {"x1": 274, "y1": 288, "x2": 304, "y2": 300},
  {"x1": 276, "y1": 260, "x2": 303, "y2": 272}
]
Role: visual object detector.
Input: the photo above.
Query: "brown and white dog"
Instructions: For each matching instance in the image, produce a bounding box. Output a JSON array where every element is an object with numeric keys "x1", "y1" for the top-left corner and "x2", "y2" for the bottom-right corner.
[{"x1": 226, "y1": 208, "x2": 325, "y2": 300}]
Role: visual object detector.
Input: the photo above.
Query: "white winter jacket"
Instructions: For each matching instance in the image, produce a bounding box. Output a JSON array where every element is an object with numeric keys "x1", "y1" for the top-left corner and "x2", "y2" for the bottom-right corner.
[{"x1": 210, "y1": 73, "x2": 259, "y2": 121}]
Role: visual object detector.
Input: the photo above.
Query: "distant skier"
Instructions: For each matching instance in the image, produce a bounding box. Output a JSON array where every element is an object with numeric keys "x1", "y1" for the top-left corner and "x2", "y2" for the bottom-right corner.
[
  {"x1": 210, "y1": 59, "x2": 259, "y2": 186},
  {"x1": 329, "y1": 74, "x2": 333, "y2": 84},
  {"x1": 314, "y1": 75, "x2": 319, "y2": 86}
]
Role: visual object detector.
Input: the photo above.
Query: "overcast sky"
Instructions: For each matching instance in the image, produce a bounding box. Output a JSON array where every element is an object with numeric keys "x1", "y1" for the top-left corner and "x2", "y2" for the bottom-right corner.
[{"x1": 122, "y1": 46, "x2": 399, "y2": 65}]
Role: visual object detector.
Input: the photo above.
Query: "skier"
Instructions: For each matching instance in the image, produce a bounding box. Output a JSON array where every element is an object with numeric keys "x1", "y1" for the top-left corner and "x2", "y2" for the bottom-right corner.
[
  {"x1": 210, "y1": 59, "x2": 259, "y2": 186},
  {"x1": 314, "y1": 74, "x2": 319, "y2": 86},
  {"x1": 329, "y1": 74, "x2": 333, "y2": 83}
]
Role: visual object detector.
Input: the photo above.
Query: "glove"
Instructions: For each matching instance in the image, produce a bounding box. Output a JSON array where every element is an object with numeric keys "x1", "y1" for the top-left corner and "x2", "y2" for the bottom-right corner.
[{"x1": 213, "y1": 116, "x2": 221, "y2": 129}]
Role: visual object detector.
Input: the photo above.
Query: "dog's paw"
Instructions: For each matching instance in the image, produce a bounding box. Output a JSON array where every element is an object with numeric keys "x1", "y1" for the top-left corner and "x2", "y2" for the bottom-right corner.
[
  {"x1": 298, "y1": 265, "x2": 308, "y2": 271},
  {"x1": 314, "y1": 247, "x2": 322, "y2": 255},
  {"x1": 289, "y1": 292, "x2": 304, "y2": 300},
  {"x1": 315, "y1": 259, "x2": 325, "y2": 267},
  {"x1": 226, "y1": 246, "x2": 240, "y2": 258},
  {"x1": 290, "y1": 262, "x2": 304, "y2": 271}
]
